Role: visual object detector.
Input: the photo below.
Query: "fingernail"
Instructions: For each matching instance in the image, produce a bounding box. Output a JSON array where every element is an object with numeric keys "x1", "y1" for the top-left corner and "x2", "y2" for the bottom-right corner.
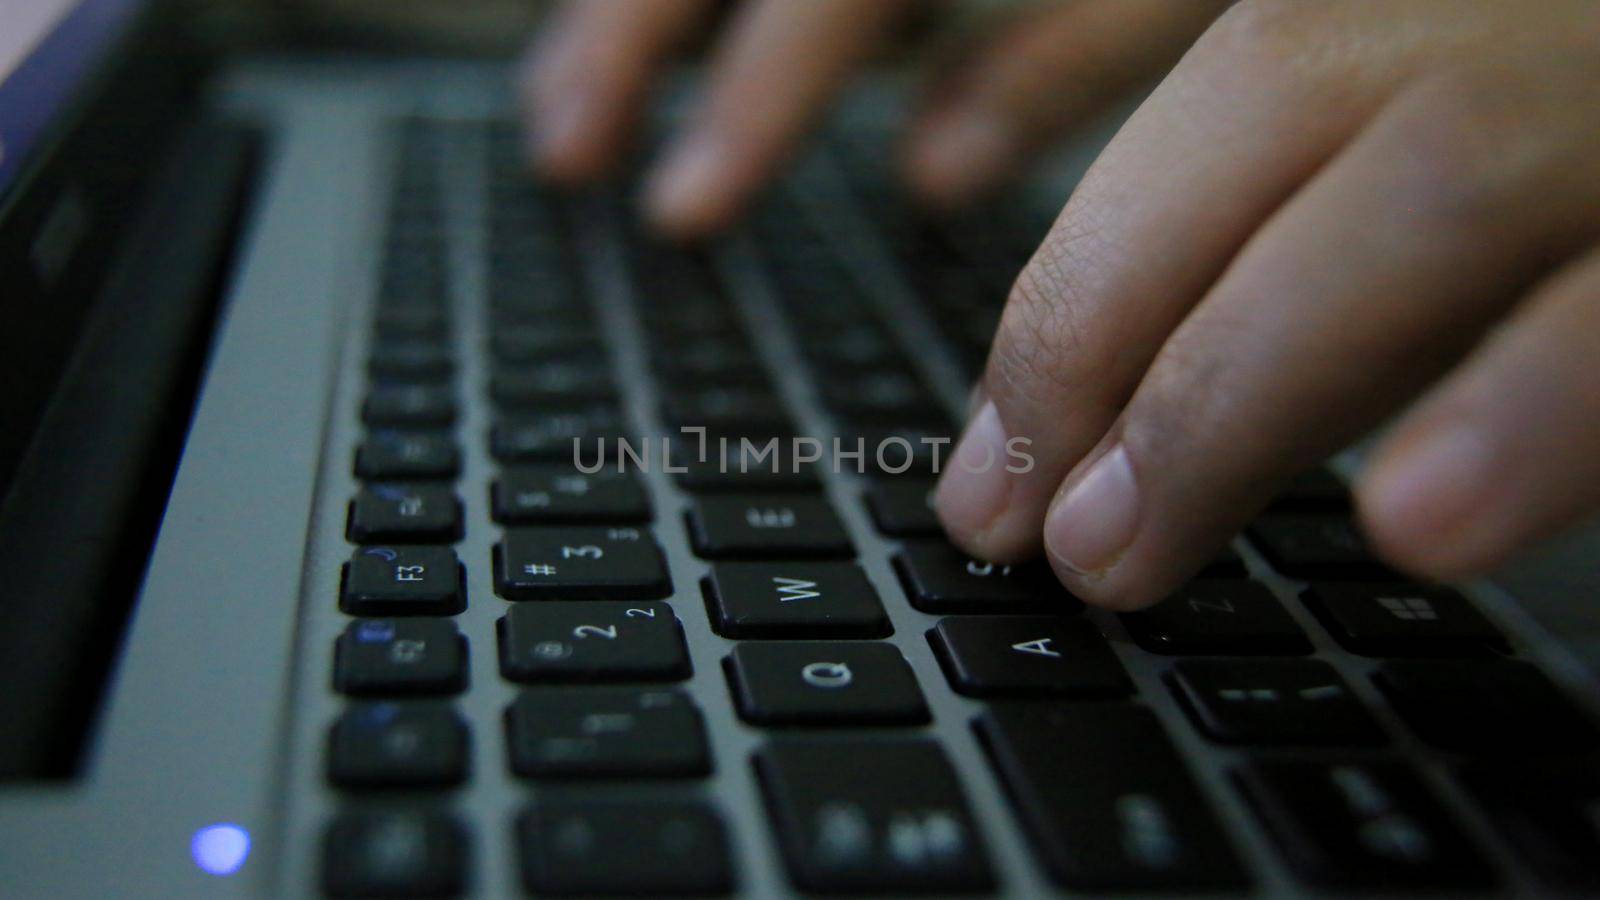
[
  {"x1": 910, "y1": 114, "x2": 1012, "y2": 204},
  {"x1": 935, "y1": 401, "x2": 1012, "y2": 539},
  {"x1": 1366, "y1": 426, "x2": 1490, "y2": 539},
  {"x1": 964, "y1": 384, "x2": 988, "y2": 424},
  {"x1": 1045, "y1": 444, "x2": 1139, "y2": 576},
  {"x1": 644, "y1": 133, "x2": 725, "y2": 233}
]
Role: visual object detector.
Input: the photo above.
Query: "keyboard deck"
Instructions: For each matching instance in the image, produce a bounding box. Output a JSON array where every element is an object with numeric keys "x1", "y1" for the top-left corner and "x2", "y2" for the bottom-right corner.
[{"x1": 286, "y1": 116, "x2": 1600, "y2": 897}]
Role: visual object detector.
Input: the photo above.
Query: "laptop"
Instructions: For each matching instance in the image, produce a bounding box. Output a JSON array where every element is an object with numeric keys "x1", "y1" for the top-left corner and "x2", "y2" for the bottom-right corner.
[{"x1": 4, "y1": 1, "x2": 1600, "y2": 896}]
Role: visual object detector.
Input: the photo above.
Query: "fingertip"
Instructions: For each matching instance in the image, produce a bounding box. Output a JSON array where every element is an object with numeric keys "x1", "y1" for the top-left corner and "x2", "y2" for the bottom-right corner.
[
  {"x1": 902, "y1": 112, "x2": 1015, "y2": 211},
  {"x1": 641, "y1": 134, "x2": 742, "y2": 240},
  {"x1": 1356, "y1": 424, "x2": 1496, "y2": 578}
]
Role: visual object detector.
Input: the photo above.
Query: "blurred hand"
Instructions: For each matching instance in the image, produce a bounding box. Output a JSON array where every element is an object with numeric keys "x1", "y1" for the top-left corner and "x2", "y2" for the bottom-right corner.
[
  {"x1": 519, "y1": 0, "x2": 1230, "y2": 239},
  {"x1": 933, "y1": 0, "x2": 1600, "y2": 609}
]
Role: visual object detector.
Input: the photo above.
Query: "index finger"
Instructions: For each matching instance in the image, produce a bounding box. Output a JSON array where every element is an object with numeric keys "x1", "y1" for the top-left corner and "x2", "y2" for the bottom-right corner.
[{"x1": 643, "y1": 0, "x2": 914, "y2": 239}]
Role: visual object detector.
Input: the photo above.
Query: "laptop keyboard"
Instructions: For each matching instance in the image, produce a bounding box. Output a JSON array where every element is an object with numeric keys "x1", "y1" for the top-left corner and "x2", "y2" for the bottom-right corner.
[{"x1": 309, "y1": 117, "x2": 1600, "y2": 897}]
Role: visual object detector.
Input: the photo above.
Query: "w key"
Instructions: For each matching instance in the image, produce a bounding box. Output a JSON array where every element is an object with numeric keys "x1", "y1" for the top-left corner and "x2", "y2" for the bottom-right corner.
[
  {"x1": 702, "y1": 562, "x2": 889, "y2": 638},
  {"x1": 495, "y1": 526, "x2": 669, "y2": 600}
]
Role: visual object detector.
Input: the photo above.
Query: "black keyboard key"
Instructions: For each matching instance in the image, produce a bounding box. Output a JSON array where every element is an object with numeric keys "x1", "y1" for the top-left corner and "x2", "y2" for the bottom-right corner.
[
  {"x1": 506, "y1": 687, "x2": 709, "y2": 778},
  {"x1": 1167, "y1": 659, "x2": 1384, "y2": 746},
  {"x1": 687, "y1": 494, "x2": 852, "y2": 558},
  {"x1": 327, "y1": 701, "x2": 469, "y2": 788},
  {"x1": 1372, "y1": 659, "x2": 1598, "y2": 755},
  {"x1": 1235, "y1": 759, "x2": 1493, "y2": 889},
  {"x1": 1201, "y1": 543, "x2": 1248, "y2": 577},
  {"x1": 341, "y1": 546, "x2": 465, "y2": 616},
  {"x1": 755, "y1": 738, "x2": 994, "y2": 893},
  {"x1": 347, "y1": 484, "x2": 462, "y2": 544},
  {"x1": 702, "y1": 562, "x2": 890, "y2": 638},
  {"x1": 322, "y1": 812, "x2": 467, "y2": 898},
  {"x1": 724, "y1": 641, "x2": 928, "y2": 726},
  {"x1": 518, "y1": 801, "x2": 733, "y2": 896},
  {"x1": 490, "y1": 407, "x2": 625, "y2": 463},
  {"x1": 928, "y1": 616, "x2": 1130, "y2": 698},
  {"x1": 1246, "y1": 513, "x2": 1391, "y2": 578},
  {"x1": 670, "y1": 437, "x2": 822, "y2": 491},
  {"x1": 490, "y1": 359, "x2": 616, "y2": 407},
  {"x1": 490, "y1": 323, "x2": 598, "y2": 362},
  {"x1": 659, "y1": 385, "x2": 792, "y2": 435},
  {"x1": 335, "y1": 618, "x2": 467, "y2": 695},
  {"x1": 373, "y1": 304, "x2": 450, "y2": 340},
  {"x1": 862, "y1": 479, "x2": 941, "y2": 535},
  {"x1": 491, "y1": 465, "x2": 650, "y2": 524},
  {"x1": 836, "y1": 421, "x2": 954, "y2": 478},
  {"x1": 1269, "y1": 466, "x2": 1350, "y2": 511},
  {"x1": 355, "y1": 431, "x2": 461, "y2": 480},
  {"x1": 362, "y1": 384, "x2": 457, "y2": 428},
  {"x1": 1460, "y1": 761, "x2": 1600, "y2": 890},
  {"x1": 819, "y1": 368, "x2": 942, "y2": 420},
  {"x1": 894, "y1": 542, "x2": 1078, "y2": 614},
  {"x1": 494, "y1": 526, "x2": 670, "y2": 600},
  {"x1": 975, "y1": 703, "x2": 1248, "y2": 890},
  {"x1": 368, "y1": 341, "x2": 455, "y2": 381},
  {"x1": 1303, "y1": 582, "x2": 1507, "y2": 657},
  {"x1": 1120, "y1": 580, "x2": 1311, "y2": 655},
  {"x1": 498, "y1": 601, "x2": 689, "y2": 682}
]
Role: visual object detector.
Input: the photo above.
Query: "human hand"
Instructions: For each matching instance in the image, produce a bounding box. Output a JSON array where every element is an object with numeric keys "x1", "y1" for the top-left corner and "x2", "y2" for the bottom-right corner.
[
  {"x1": 933, "y1": 0, "x2": 1600, "y2": 609},
  {"x1": 518, "y1": 0, "x2": 1230, "y2": 239}
]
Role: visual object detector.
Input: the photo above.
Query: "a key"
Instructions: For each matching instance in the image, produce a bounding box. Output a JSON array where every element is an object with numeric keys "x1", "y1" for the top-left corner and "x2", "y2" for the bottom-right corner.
[
  {"x1": 491, "y1": 465, "x2": 651, "y2": 524},
  {"x1": 894, "y1": 542, "x2": 1078, "y2": 615},
  {"x1": 754, "y1": 738, "x2": 995, "y2": 893},
  {"x1": 335, "y1": 618, "x2": 467, "y2": 695},
  {"x1": 490, "y1": 407, "x2": 625, "y2": 463},
  {"x1": 498, "y1": 601, "x2": 689, "y2": 682},
  {"x1": 1168, "y1": 659, "x2": 1384, "y2": 746},
  {"x1": 322, "y1": 812, "x2": 467, "y2": 899},
  {"x1": 1246, "y1": 514, "x2": 1391, "y2": 578},
  {"x1": 1302, "y1": 582, "x2": 1507, "y2": 657},
  {"x1": 327, "y1": 701, "x2": 469, "y2": 788},
  {"x1": 702, "y1": 562, "x2": 890, "y2": 639},
  {"x1": 518, "y1": 801, "x2": 733, "y2": 896},
  {"x1": 862, "y1": 480, "x2": 941, "y2": 536},
  {"x1": 368, "y1": 341, "x2": 455, "y2": 381},
  {"x1": 1459, "y1": 761, "x2": 1600, "y2": 890},
  {"x1": 340, "y1": 546, "x2": 464, "y2": 616},
  {"x1": 928, "y1": 616, "x2": 1130, "y2": 698},
  {"x1": 1235, "y1": 759, "x2": 1494, "y2": 889},
  {"x1": 1372, "y1": 659, "x2": 1598, "y2": 755},
  {"x1": 355, "y1": 431, "x2": 460, "y2": 481},
  {"x1": 505, "y1": 687, "x2": 709, "y2": 778},
  {"x1": 361, "y1": 384, "x2": 456, "y2": 428},
  {"x1": 347, "y1": 485, "x2": 462, "y2": 544},
  {"x1": 975, "y1": 703, "x2": 1248, "y2": 890},
  {"x1": 724, "y1": 641, "x2": 928, "y2": 726},
  {"x1": 687, "y1": 494, "x2": 852, "y2": 558},
  {"x1": 1119, "y1": 580, "x2": 1312, "y2": 655},
  {"x1": 494, "y1": 526, "x2": 670, "y2": 600},
  {"x1": 490, "y1": 359, "x2": 617, "y2": 407}
]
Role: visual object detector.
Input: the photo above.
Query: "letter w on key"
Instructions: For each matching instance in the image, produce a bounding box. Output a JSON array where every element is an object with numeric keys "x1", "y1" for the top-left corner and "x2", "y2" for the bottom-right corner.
[{"x1": 772, "y1": 577, "x2": 821, "y2": 602}]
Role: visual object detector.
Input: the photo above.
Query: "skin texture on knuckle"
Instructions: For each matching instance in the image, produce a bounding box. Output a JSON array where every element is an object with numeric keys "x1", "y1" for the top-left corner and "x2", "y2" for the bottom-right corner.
[{"x1": 984, "y1": 261, "x2": 1095, "y2": 418}]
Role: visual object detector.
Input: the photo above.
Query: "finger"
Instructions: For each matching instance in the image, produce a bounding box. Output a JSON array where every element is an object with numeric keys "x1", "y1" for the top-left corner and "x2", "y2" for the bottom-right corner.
[
  {"x1": 643, "y1": 0, "x2": 914, "y2": 239},
  {"x1": 1359, "y1": 248, "x2": 1600, "y2": 579},
  {"x1": 903, "y1": 0, "x2": 1230, "y2": 210},
  {"x1": 518, "y1": 0, "x2": 714, "y2": 183},
  {"x1": 1037, "y1": 62, "x2": 1600, "y2": 609},
  {"x1": 934, "y1": 1, "x2": 1431, "y2": 564}
]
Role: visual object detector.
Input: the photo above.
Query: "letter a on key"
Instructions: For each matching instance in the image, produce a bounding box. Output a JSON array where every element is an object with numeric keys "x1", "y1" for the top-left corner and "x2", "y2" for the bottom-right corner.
[
  {"x1": 1011, "y1": 638, "x2": 1060, "y2": 658},
  {"x1": 773, "y1": 577, "x2": 821, "y2": 603}
]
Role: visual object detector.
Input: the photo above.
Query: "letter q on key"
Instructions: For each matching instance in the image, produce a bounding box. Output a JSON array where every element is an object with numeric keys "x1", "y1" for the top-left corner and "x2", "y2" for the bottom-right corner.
[{"x1": 801, "y1": 661, "x2": 853, "y2": 689}]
